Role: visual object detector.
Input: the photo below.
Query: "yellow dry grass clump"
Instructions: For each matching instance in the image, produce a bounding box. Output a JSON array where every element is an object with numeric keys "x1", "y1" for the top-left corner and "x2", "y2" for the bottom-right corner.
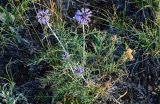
[{"x1": 124, "y1": 48, "x2": 134, "y2": 61}]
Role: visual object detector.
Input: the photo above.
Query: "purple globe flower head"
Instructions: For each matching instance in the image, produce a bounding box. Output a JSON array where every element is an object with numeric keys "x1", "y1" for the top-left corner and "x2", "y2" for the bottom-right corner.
[
  {"x1": 73, "y1": 8, "x2": 92, "y2": 25},
  {"x1": 73, "y1": 66, "x2": 84, "y2": 76},
  {"x1": 62, "y1": 51, "x2": 70, "y2": 60},
  {"x1": 37, "y1": 9, "x2": 51, "y2": 25}
]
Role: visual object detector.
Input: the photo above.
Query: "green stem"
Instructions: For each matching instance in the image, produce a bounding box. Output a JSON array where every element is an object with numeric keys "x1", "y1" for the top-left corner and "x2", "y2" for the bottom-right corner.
[
  {"x1": 82, "y1": 25, "x2": 86, "y2": 66},
  {"x1": 47, "y1": 23, "x2": 66, "y2": 52}
]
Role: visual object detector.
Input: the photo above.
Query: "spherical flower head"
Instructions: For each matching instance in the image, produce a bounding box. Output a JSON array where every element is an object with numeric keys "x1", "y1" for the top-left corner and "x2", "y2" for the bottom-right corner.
[
  {"x1": 62, "y1": 51, "x2": 70, "y2": 60},
  {"x1": 73, "y1": 66, "x2": 84, "y2": 76},
  {"x1": 73, "y1": 8, "x2": 92, "y2": 25},
  {"x1": 36, "y1": 9, "x2": 51, "y2": 25}
]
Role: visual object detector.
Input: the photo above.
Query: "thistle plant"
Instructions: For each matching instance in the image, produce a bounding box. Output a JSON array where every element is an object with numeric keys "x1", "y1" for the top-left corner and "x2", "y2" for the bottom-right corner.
[
  {"x1": 36, "y1": 9, "x2": 52, "y2": 47},
  {"x1": 73, "y1": 8, "x2": 92, "y2": 66},
  {"x1": 37, "y1": 9, "x2": 66, "y2": 51},
  {"x1": 36, "y1": 9, "x2": 87, "y2": 81}
]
